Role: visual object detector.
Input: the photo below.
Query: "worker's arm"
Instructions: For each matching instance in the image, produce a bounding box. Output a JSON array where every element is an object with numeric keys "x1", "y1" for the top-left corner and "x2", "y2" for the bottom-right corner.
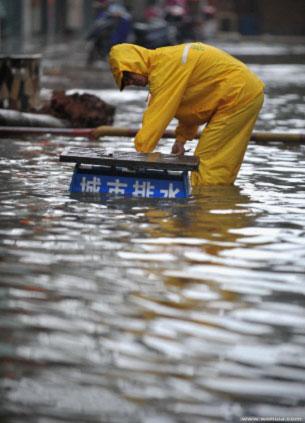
[
  {"x1": 171, "y1": 121, "x2": 199, "y2": 155},
  {"x1": 175, "y1": 121, "x2": 199, "y2": 144},
  {"x1": 134, "y1": 87, "x2": 187, "y2": 153},
  {"x1": 134, "y1": 55, "x2": 195, "y2": 153}
]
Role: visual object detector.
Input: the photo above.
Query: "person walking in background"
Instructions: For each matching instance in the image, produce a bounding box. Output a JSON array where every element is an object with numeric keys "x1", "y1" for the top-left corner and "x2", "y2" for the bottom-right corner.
[
  {"x1": 108, "y1": 42, "x2": 264, "y2": 186},
  {"x1": 201, "y1": 3, "x2": 218, "y2": 40},
  {"x1": 164, "y1": 0, "x2": 189, "y2": 43},
  {"x1": 86, "y1": 0, "x2": 132, "y2": 64}
]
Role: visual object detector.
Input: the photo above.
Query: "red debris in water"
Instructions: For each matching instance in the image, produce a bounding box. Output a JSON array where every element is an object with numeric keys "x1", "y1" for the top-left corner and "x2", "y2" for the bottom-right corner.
[{"x1": 41, "y1": 90, "x2": 116, "y2": 128}]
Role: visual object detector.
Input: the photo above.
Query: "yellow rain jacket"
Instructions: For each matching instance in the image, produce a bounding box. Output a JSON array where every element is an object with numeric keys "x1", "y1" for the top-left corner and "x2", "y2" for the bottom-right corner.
[{"x1": 109, "y1": 43, "x2": 264, "y2": 184}]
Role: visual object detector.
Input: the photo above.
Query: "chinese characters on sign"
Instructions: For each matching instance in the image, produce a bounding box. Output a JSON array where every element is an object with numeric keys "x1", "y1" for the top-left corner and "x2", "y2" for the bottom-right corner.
[
  {"x1": 107, "y1": 179, "x2": 128, "y2": 195},
  {"x1": 75, "y1": 174, "x2": 186, "y2": 198},
  {"x1": 80, "y1": 176, "x2": 101, "y2": 193}
]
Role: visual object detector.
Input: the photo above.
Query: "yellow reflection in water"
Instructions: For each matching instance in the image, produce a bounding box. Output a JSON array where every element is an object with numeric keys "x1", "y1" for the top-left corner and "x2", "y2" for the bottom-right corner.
[{"x1": 130, "y1": 185, "x2": 255, "y2": 323}]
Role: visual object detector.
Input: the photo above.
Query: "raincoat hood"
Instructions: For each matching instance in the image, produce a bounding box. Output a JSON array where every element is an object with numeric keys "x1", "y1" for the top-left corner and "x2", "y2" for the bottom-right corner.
[{"x1": 108, "y1": 43, "x2": 151, "y2": 90}]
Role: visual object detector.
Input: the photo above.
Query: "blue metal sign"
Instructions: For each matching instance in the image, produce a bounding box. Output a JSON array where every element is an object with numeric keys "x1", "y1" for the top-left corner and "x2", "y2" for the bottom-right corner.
[{"x1": 70, "y1": 165, "x2": 190, "y2": 198}]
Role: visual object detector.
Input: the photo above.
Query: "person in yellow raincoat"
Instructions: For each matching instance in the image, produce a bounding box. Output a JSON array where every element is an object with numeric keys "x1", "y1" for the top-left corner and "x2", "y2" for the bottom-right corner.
[{"x1": 108, "y1": 42, "x2": 265, "y2": 185}]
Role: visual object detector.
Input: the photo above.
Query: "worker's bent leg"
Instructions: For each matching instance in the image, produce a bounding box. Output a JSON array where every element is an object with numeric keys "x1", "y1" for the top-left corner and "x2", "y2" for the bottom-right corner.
[{"x1": 191, "y1": 92, "x2": 264, "y2": 186}]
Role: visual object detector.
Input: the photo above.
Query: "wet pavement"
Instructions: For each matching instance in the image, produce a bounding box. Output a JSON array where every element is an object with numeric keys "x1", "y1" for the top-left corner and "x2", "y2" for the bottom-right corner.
[
  {"x1": 40, "y1": 36, "x2": 305, "y2": 91},
  {"x1": 41, "y1": 39, "x2": 115, "y2": 91}
]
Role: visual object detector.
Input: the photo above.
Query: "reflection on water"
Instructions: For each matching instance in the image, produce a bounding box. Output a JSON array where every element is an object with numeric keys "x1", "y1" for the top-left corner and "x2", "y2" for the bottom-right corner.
[{"x1": 1, "y1": 62, "x2": 305, "y2": 422}]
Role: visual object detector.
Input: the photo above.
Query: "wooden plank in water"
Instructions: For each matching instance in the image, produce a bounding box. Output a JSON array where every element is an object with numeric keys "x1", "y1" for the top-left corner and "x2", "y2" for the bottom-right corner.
[{"x1": 60, "y1": 147, "x2": 199, "y2": 171}]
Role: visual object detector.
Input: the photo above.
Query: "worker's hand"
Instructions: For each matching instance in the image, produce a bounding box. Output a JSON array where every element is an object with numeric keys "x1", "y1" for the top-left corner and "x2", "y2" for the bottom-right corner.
[{"x1": 171, "y1": 140, "x2": 185, "y2": 156}]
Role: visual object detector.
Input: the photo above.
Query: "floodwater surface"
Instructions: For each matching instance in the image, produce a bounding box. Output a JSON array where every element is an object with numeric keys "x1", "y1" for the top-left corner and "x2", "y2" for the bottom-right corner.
[{"x1": 0, "y1": 62, "x2": 305, "y2": 423}]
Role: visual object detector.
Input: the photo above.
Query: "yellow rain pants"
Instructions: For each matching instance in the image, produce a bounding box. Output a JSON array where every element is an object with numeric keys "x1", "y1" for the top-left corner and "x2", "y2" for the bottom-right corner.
[{"x1": 192, "y1": 92, "x2": 264, "y2": 185}]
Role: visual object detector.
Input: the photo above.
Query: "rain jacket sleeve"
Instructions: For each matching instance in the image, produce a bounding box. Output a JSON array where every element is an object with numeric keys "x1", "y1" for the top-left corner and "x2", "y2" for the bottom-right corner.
[
  {"x1": 134, "y1": 50, "x2": 197, "y2": 153},
  {"x1": 175, "y1": 122, "x2": 199, "y2": 144}
]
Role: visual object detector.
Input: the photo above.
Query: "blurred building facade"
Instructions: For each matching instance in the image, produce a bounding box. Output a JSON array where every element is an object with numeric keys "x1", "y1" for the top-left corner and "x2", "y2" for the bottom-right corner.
[
  {"x1": 0, "y1": 0, "x2": 93, "y2": 52},
  {"x1": 233, "y1": 0, "x2": 305, "y2": 36},
  {"x1": 0, "y1": 0, "x2": 304, "y2": 53}
]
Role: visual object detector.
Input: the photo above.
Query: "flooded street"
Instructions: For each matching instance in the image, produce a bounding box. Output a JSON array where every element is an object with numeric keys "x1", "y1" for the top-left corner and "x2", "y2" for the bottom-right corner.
[{"x1": 1, "y1": 58, "x2": 305, "y2": 422}]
